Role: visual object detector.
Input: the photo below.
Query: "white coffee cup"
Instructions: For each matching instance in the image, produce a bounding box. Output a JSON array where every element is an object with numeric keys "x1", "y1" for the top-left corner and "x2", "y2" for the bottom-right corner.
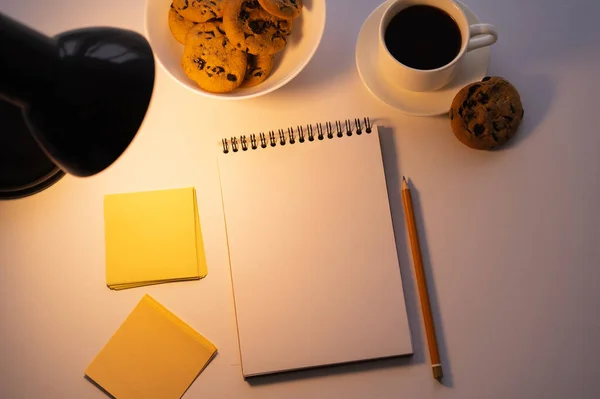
[{"x1": 378, "y1": 0, "x2": 498, "y2": 92}]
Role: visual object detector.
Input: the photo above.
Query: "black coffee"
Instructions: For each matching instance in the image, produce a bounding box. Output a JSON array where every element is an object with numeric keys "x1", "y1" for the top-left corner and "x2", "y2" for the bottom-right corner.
[{"x1": 384, "y1": 5, "x2": 462, "y2": 70}]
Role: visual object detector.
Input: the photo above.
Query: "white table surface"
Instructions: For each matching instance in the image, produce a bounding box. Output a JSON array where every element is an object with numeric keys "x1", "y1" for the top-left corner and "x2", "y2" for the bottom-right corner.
[{"x1": 1, "y1": 0, "x2": 598, "y2": 398}]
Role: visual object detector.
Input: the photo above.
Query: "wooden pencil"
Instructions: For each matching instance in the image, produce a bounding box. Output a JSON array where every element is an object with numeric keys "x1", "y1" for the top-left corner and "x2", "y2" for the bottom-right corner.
[{"x1": 402, "y1": 176, "x2": 443, "y2": 381}]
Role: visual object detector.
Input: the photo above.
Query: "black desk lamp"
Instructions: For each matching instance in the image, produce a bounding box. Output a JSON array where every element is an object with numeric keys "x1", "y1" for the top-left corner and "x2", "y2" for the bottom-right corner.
[{"x1": 0, "y1": 13, "x2": 155, "y2": 199}]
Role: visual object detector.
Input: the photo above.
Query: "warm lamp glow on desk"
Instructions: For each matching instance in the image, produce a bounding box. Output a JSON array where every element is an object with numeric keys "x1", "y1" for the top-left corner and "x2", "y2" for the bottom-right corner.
[{"x1": 0, "y1": 12, "x2": 155, "y2": 199}]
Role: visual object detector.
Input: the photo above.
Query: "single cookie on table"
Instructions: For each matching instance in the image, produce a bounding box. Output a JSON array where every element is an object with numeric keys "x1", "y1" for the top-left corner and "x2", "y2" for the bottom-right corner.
[
  {"x1": 258, "y1": 0, "x2": 302, "y2": 19},
  {"x1": 449, "y1": 76, "x2": 524, "y2": 150},
  {"x1": 240, "y1": 54, "x2": 274, "y2": 88},
  {"x1": 168, "y1": 3, "x2": 197, "y2": 44},
  {"x1": 173, "y1": 0, "x2": 226, "y2": 23},
  {"x1": 223, "y1": 0, "x2": 292, "y2": 56},
  {"x1": 182, "y1": 22, "x2": 247, "y2": 93}
]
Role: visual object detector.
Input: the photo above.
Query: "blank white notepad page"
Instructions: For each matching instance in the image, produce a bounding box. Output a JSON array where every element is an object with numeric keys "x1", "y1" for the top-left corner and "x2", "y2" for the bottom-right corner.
[{"x1": 218, "y1": 126, "x2": 412, "y2": 377}]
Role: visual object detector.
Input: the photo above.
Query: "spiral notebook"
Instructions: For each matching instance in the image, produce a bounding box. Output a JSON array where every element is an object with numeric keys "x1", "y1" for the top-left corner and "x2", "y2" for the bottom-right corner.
[{"x1": 218, "y1": 118, "x2": 412, "y2": 377}]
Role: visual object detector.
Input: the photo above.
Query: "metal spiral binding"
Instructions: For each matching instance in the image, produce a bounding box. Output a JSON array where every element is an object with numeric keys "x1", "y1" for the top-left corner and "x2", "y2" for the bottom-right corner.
[
  {"x1": 221, "y1": 117, "x2": 372, "y2": 153},
  {"x1": 336, "y1": 120, "x2": 343, "y2": 138},
  {"x1": 326, "y1": 122, "x2": 332, "y2": 139},
  {"x1": 222, "y1": 138, "x2": 229, "y2": 154},
  {"x1": 260, "y1": 132, "x2": 267, "y2": 148},
  {"x1": 278, "y1": 129, "x2": 286, "y2": 145}
]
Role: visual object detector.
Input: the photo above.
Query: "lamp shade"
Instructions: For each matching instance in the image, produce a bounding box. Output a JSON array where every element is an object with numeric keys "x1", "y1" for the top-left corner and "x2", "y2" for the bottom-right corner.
[{"x1": 0, "y1": 13, "x2": 155, "y2": 197}]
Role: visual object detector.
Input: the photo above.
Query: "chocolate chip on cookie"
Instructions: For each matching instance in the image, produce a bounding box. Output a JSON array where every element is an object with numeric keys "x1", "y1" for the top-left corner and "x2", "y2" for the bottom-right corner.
[
  {"x1": 182, "y1": 22, "x2": 247, "y2": 93},
  {"x1": 173, "y1": 0, "x2": 226, "y2": 23},
  {"x1": 258, "y1": 0, "x2": 302, "y2": 19},
  {"x1": 223, "y1": 0, "x2": 292, "y2": 56},
  {"x1": 168, "y1": 3, "x2": 198, "y2": 44},
  {"x1": 450, "y1": 76, "x2": 524, "y2": 150}
]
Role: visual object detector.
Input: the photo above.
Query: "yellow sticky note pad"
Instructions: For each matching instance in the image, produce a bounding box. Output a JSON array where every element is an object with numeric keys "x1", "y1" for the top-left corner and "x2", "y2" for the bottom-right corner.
[
  {"x1": 104, "y1": 187, "x2": 207, "y2": 290},
  {"x1": 85, "y1": 294, "x2": 217, "y2": 399}
]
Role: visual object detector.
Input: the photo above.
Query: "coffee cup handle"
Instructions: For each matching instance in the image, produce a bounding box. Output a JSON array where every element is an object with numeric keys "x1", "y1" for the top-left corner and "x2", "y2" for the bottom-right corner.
[{"x1": 467, "y1": 24, "x2": 498, "y2": 52}]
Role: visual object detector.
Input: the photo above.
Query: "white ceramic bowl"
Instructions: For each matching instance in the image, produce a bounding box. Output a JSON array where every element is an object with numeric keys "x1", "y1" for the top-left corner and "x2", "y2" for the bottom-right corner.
[{"x1": 145, "y1": 0, "x2": 326, "y2": 99}]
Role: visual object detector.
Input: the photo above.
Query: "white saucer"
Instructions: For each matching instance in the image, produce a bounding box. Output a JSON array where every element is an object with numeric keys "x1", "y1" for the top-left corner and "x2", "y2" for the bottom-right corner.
[{"x1": 356, "y1": 0, "x2": 491, "y2": 116}]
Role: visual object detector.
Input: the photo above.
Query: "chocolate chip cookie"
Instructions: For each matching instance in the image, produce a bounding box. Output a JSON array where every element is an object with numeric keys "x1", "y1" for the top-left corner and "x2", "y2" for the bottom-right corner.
[
  {"x1": 173, "y1": 0, "x2": 226, "y2": 23},
  {"x1": 168, "y1": 3, "x2": 197, "y2": 44},
  {"x1": 450, "y1": 76, "x2": 524, "y2": 150},
  {"x1": 182, "y1": 22, "x2": 247, "y2": 93},
  {"x1": 240, "y1": 54, "x2": 274, "y2": 88},
  {"x1": 223, "y1": 0, "x2": 292, "y2": 55},
  {"x1": 258, "y1": 0, "x2": 302, "y2": 19}
]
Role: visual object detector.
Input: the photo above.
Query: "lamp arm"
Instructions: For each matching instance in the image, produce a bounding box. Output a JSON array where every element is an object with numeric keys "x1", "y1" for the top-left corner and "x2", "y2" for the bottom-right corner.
[{"x1": 0, "y1": 13, "x2": 58, "y2": 108}]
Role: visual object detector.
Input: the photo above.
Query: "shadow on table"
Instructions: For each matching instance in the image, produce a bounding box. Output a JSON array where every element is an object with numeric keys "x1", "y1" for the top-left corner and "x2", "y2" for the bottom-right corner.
[
  {"x1": 378, "y1": 126, "x2": 453, "y2": 388},
  {"x1": 495, "y1": 73, "x2": 555, "y2": 151},
  {"x1": 246, "y1": 354, "x2": 415, "y2": 386},
  {"x1": 416, "y1": 72, "x2": 555, "y2": 151},
  {"x1": 84, "y1": 375, "x2": 116, "y2": 399}
]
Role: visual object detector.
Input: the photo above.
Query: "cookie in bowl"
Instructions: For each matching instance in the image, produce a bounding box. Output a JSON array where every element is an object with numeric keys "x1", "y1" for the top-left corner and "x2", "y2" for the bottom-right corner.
[
  {"x1": 172, "y1": 0, "x2": 226, "y2": 22},
  {"x1": 223, "y1": 0, "x2": 293, "y2": 55},
  {"x1": 258, "y1": 0, "x2": 303, "y2": 19},
  {"x1": 168, "y1": 3, "x2": 197, "y2": 44},
  {"x1": 182, "y1": 21, "x2": 248, "y2": 93},
  {"x1": 240, "y1": 54, "x2": 274, "y2": 88}
]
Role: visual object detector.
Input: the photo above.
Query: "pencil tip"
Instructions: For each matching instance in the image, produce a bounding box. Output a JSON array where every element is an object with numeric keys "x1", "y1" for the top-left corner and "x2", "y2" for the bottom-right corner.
[
  {"x1": 402, "y1": 176, "x2": 407, "y2": 182},
  {"x1": 433, "y1": 365, "x2": 443, "y2": 380}
]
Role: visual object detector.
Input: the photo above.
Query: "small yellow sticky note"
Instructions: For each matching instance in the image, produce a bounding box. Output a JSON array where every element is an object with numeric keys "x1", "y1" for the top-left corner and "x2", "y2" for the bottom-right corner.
[
  {"x1": 85, "y1": 294, "x2": 217, "y2": 399},
  {"x1": 103, "y1": 187, "x2": 207, "y2": 290}
]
